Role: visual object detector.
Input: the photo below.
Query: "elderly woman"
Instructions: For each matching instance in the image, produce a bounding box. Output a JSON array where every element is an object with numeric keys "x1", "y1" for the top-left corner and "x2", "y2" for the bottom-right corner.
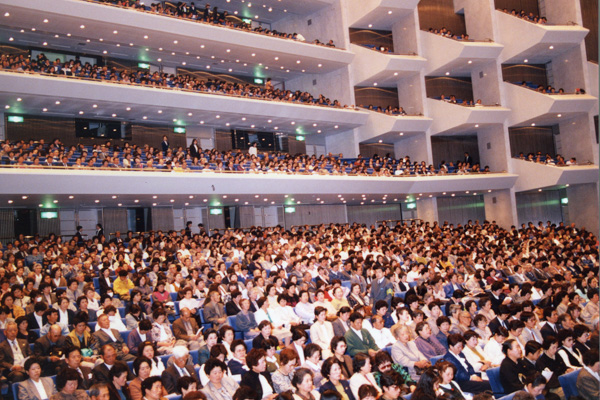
[
  {"x1": 310, "y1": 306, "x2": 335, "y2": 359},
  {"x1": 50, "y1": 367, "x2": 88, "y2": 400},
  {"x1": 129, "y1": 357, "x2": 168, "y2": 400},
  {"x1": 271, "y1": 348, "x2": 298, "y2": 393},
  {"x1": 240, "y1": 349, "x2": 275, "y2": 400},
  {"x1": 391, "y1": 325, "x2": 430, "y2": 381},
  {"x1": 292, "y1": 368, "x2": 318, "y2": 400},
  {"x1": 139, "y1": 376, "x2": 167, "y2": 400},
  {"x1": 349, "y1": 353, "x2": 381, "y2": 400},
  {"x1": 201, "y1": 358, "x2": 240, "y2": 400},
  {"x1": 18, "y1": 357, "x2": 57, "y2": 400},
  {"x1": 151, "y1": 308, "x2": 179, "y2": 354}
]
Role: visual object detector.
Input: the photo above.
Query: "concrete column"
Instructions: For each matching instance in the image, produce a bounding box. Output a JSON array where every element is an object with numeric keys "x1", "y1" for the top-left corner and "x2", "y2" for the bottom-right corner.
[
  {"x1": 483, "y1": 188, "x2": 518, "y2": 229},
  {"x1": 186, "y1": 126, "x2": 215, "y2": 149},
  {"x1": 556, "y1": 114, "x2": 597, "y2": 165},
  {"x1": 477, "y1": 124, "x2": 511, "y2": 172},
  {"x1": 462, "y1": 0, "x2": 496, "y2": 41},
  {"x1": 0, "y1": 113, "x2": 5, "y2": 141},
  {"x1": 394, "y1": 132, "x2": 432, "y2": 165},
  {"x1": 566, "y1": 183, "x2": 599, "y2": 236},
  {"x1": 325, "y1": 129, "x2": 358, "y2": 157},
  {"x1": 417, "y1": 197, "x2": 438, "y2": 224}
]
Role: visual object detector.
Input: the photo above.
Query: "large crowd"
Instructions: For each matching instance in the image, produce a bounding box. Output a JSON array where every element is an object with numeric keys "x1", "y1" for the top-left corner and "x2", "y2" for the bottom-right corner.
[
  {"x1": 0, "y1": 218, "x2": 597, "y2": 400},
  {"x1": 90, "y1": 0, "x2": 338, "y2": 48},
  {"x1": 0, "y1": 52, "x2": 347, "y2": 109},
  {"x1": 0, "y1": 139, "x2": 490, "y2": 176}
]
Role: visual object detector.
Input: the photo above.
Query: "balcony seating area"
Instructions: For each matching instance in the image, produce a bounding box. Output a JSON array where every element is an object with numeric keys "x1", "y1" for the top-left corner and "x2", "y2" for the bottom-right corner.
[{"x1": 0, "y1": 140, "x2": 492, "y2": 176}]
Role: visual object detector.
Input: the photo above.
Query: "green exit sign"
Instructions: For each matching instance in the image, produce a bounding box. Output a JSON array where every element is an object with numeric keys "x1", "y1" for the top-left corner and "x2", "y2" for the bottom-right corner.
[
  {"x1": 174, "y1": 127, "x2": 186, "y2": 134},
  {"x1": 8, "y1": 116, "x2": 24, "y2": 123},
  {"x1": 138, "y1": 63, "x2": 150, "y2": 69},
  {"x1": 284, "y1": 207, "x2": 296, "y2": 214},
  {"x1": 254, "y1": 78, "x2": 264, "y2": 84},
  {"x1": 209, "y1": 208, "x2": 223, "y2": 215}
]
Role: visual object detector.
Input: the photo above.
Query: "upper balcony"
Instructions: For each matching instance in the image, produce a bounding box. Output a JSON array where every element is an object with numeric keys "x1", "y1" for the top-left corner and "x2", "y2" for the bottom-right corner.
[
  {"x1": 494, "y1": 10, "x2": 589, "y2": 64},
  {"x1": 350, "y1": 44, "x2": 426, "y2": 86},
  {"x1": 355, "y1": 111, "x2": 433, "y2": 144},
  {"x1": 511, "y1": 158, "x2": 599, "y2": 192},
  {"x1": 426, "y1": 99, "x2": 510, "y2": 135},
  {"x1": 419, "y1": 32, "x2": 503, "y2": 76},
  {"x1": 0, "y1": 0, "x2": 353, "y2": 81},
  {"x1": 503, "y1": 83, "x2": 597, "y2": 127},
  {"x1": 0, "y1": 70, "x2": 368, "y2": 136},
  {"x1": 347, "y1": 0, "x2": 419, "y2": 29}
]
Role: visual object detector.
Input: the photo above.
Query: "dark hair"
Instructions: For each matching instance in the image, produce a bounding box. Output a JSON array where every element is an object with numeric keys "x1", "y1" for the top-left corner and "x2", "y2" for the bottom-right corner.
[
  {"x1": 203, "y1": 328, "x2": 218, "y2": 341},
  {"x1": 233, "y1": 386, "x2": 259, "y2": 400},
  {"x1": 279, "y1": 348, "x2": 299, "y2": 366},
  {"x1": 380, "y1": 371, "x2": 404, "y2": 389},
  {"x1": 412, "y1": 367, "x2": 440, "y2": 400},
  {"x1": 291, "y1": 327, "x2": 308, "y2": 342},
  {"x1": 245, "y1": 348, "x2": 266, "y2": 368},
  {"x1": 141, "y1": 376, "x2": 162, "y2": 395},
  {"x1": 373, "y1": 350, "x2": 393, "y2": 370},
  {"x1": 349, "y1": 312, "x2": 363, "y2": 323},
  {"x1": 320, "y1": 390, "x2": 343, "y2": 400},
  {"x1": 541, "y1": 335, "x2": 558, "y2": 350},
  {"x1": 358, "y1": 384, "x2": 379, "y2": 400},
  {"x1": 137, "y1": 341, "x2": 157, "y2": 360},
  {"x1": 321, "y1": 357, "x2": 341, "y2": 380},
  {"x1": 261, "y1": 338, "x2": 278, "y2": 352},
  {"x1": 56, "y1": 367, "x2": 81, "y2": 391},
  {"x1": 204, "y1": 358, "x2": 228, "y2": 375},
  {"x1": 572, "y1": 324, "x2": 591, "y2": 339},
  {"x1": 133, "y1": 356, "x2": 152, "y2": 376},
  {"x1": 24, "y1": 357, "x2": 42, "y2": 371},
  {"x1": 502, "y1": 338, "x2": 517, "y2": 355},
  {"x1": 178, "y1": 376, "x2": 198, "y2": 393},
  {"x1": 303, "y1": 343, "x2": 321, "y2": 360},
  {"x1": 582, "y1": 349, "x2": 599, "y2": 367},
  {"x1": 109, "y1": 362, "x2": 129, "y2": 380},
  {"x1": 230, "y1": 339, "x2": 247, "y2": 353},
  {"x1": 330, "y1": 336, "x2": 346, "y2": 352},
  {"x1": 337, "y1": 306, "x2": 351, "y2": 316},
  {"x1": 210, "y1": 344, "x2": 228, "y2": 359},
  {"x1": 292, "y1": 367, "x2": 314, "y2": 388},
  {"x1": 257, "y1": 320, "x2": 272, "y2": 330},
  {"x1": 523, "y1": 372, "x2": 547, "y2": 388},
  {"x1": 219, "y1": 325, "x2": 235, "y2": 339},
  {"x1": 463, "y1": 330, "x2": 480, "y2": 342},
  {"x1": 352, "y1": 353, "x2": 371, "y2": 373},
  {"x1": 447, "y1": 333, "x2": 465, "y2": 348},
  {"x1": 524, "y1": 341, "x2": 542, "y2": 356},
  {"x1": 436, "y1": 316, "x2": 451, "y2": 327},
  {"x1": 139, "y1": 319, "x2": 152, "y2": 331},
  {"x1": 557, "y1": 329, "x2": 573, "y2": 345}
]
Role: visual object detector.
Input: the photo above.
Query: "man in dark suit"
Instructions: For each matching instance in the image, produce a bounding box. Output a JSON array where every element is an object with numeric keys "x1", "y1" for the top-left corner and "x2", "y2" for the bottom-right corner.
[
  {"x1": 464, "y1": 152, "x2": 473, "y2": 167},
  {"x1": 161, "y1": 346, "x2": 198, "y2": 394},
  {"x1": 63, "y1": 346, "x2": 93, "y2": 389},
  {"x1": 27, "y1": 301, "x2": 47, "y2": 330},
  {"x1": 488, "y1": 305, "x2": 511, "y2": 334},
  {"x1": 33, "y1": 324, "x2": 67, "y2": 376},
  {"x1": 0, "y1": 322, "x2": 32, "y2": 382},
  {"x1": 443, "y1": 333, "x2": 492, "y2": 393},
  {"x1": 539, "y1": 307, "x2": 559, "y2": 340},
  {"x1": 370, "y1": 266, "x2": 393, "y2": 312},
  {"x1": 92, "y1": 314, "x2": 135, "y2": 361},
  {"x1": 92, "y1": 345, "x2": 132, "y2": 384}
]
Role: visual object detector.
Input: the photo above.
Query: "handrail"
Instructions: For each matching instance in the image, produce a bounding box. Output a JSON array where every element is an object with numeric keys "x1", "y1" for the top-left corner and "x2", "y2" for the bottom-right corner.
[
  {"x1": 78, "y1": 0, "x2": 346, "y2": 51},
  {"x1": 0, "y1": 69, "x2": 358, "y2": 110}
]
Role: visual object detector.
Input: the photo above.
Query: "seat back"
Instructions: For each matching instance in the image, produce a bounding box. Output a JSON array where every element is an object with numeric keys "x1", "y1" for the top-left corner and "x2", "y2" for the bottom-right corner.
[
  {"x1": 558, "y1": 369, "x2": 580, "y2": 400},
  {"x1": 486, "y1": 367, "x2": 505, "y2": 396}
]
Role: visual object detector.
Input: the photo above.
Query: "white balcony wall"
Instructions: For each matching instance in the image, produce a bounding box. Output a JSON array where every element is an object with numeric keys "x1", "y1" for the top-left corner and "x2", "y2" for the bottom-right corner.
[
  {"x1": 543, "y1": 0, "x2": 583, "y2": 25},
  {"x1": 350, "y1": 45, "x2": 426, "y2": 87},
  {"x1": 566, "y1": 183, "x2": 599, "y2": 236},
  {"x1": 471, "y1": 60, "x2": 502, "y2": 105},
  {"x1": 477, "y1": 125, "x2": 511, "y2": 172},
  {"x1": 391, "y1": 9, "x2": 420, "y2": 55},
  {"x1": 587, "y1": 62, "x2": 599, "y2": 99},
  {"x1": 503, "y1": 83, "x2": 597, "y2": 126},
  {"x1": 346, "y1": 0, "x2": 420, "y2": 29},
  {"x1": 271, "y1": 0, "x2": 349, "y2": 49},
  {"x1": 556, "y1": 114, "x2": 599, "y2": 165},
  {"x1": 397, "y1": 73, "x2": 427, "y2": 115},
  {"x1": 511, "y1": 159, "x2": 599, "y2": 192},
  {"x1": 394, "y1": 133, "x2": 432, "y2": 165},
  {"x1": 284, "y1": 67, "x2": 355, "y2": 107},
  {"x1": 494, "y1": 11, "x2": 589, "y2": 63},
  {"x1": 355, "y1": 113, "x2": 433, "y2": 144},
  {"x1": 427, "y1": 100, "x2": 510, "y2": 135},
  {"x1": 461, "y1": 0, "x2": 496, "y2": 41},
  {"x1": 551, "y1": 45, "x2": 588, "y2": 92}
]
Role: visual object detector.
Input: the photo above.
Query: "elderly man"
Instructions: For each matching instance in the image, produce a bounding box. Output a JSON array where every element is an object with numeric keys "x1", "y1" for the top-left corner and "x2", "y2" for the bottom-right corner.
[
  {"x1": 161, "y1": 346, "x2": 199, "y2": 394},
  {"x1": 172, "y1": 307, "x2": 202, "y2": 350},
  {"x1": 92, "y1": 345, "x2": 131, "y2": 384},
  {"x1": 92, "y1": 314, "x2": 135, "y2": 361},
  {"x1": 0, "y1": 321, "x2": 32, "y2": 382},
  {"x1": 33, "y1": 324, "x2": 66, "y2": 376}
]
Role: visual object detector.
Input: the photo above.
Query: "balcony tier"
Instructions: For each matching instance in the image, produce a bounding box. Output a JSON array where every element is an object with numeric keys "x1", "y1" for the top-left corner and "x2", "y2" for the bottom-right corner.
[
  {"x1": 347, "y1": 0, "x2": 420, "y2": 29},
  {"x1": 426, "y1": 100, "x2": 510, "y2": 135},
  {"x1": 351, "y1": 44, "x2": 426, "y2": 86},
  {"x1": 511, "y1": 159, "x2": 599, "y2": 192}
]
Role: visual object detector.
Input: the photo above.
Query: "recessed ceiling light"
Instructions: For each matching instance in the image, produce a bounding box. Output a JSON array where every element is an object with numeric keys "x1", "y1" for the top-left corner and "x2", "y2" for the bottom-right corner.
[
  {"x1": 152, "y1": 195, "x2": 158, "y2": 199},
  {"x1": 4, "y1": 105, "x2": 9, "y2": 109},
  {"x1": 112, "y1": 113, "x2": 117, "y2": 117},
  {"x1": 92, "y1": 104, "x2": 98, "y2": 108},
  {"x1": 4, "y1": 12, "x2": 9, "y2": 17},
  {"x1": 8, "y1": 37, "x2": 13, "y2": 41},
  {"x1": 170, "y1": 199, "x2": 175, "y2": 202},
  {"x1": 318, "y1": 64, "x2": 322, "y2": 67},
  {"x1": 126, "y1": 107, "x2": 131, "y2": 111},
  {"x1": 8, "y1": 200, "x2": 13, "y2": 204},
  {"x1": 53, "y1": 200, "x2": 58, "y2": 203},
  {"x1": 143, "y1": 116, "x2": 147, "y2": 120},
  {"x1": 394, "y1": 72, "x2": 398, "y2": 76},
  {"x1": 80, "y1": 25, "x2": 85, "y2": 29},
  {"x1": 158, "y1": 110, "x2": 162, "y2": 114},
  {"x1": 79, "y1": 111, "x2": 84, "y2": 114},
  {"x1": 524, "y1": 59, "x2": 528, "y2": 63},
  {"x1": 475, "y1": 124, "x2": 479, "y2": 128},
  {"x1": 134, "y1": 199, "x2": 139, "y2": 203},
  {"x1": 21, "y1": 196, "x2": 27, "y2": 199},
  {"x1": 200, "y1": 121, "x2": 204, "y2": 124},
  {"x1": 388, "y1": 10, "x2": 392, "y2": 14},
  {"x1": 55, "y1": 101, "x2": 60, "y2": 105},
  {"x1": 152, "y1": 203, "x2": 157, "y2": 206},
  {"x1": 468, "y1": 60, "x2": 472, "y2": 64},
  {"x1": 42, "y1": 108, "x2": 47, "y2": 112},
  {"x1": 144, "y1": 35, "x2": 148, "y2": 39},
  {"x1": 112, "y1": 196, "x2": 117, "y2": 199},
  {"x1": 69, "y1": 195, "x2": 74, "y2": 199},
  {"x1": 531, "y1": 123, "x2": 536, "y2": 126},
  {"x1": 374, "y1": 83, "x2": 378, "y2": 86},
  {"x1": 216, "y1": 115, "x2": 220, "y2": 118},
  {"x1": 118, "y1": 203, "x2": 122, "y2": 206},
  {"x1": 334, "y1": 125, "x2": 339, "y2": 129},
  {"x1": 95, "y1": 200, "x2": 100, "y2": 203},
  {"x1": 43, "y1": 19, "x2": 48, "y2": 23},
  {"x1": 445, "y1": 72, "x2": 450, "y2": 75},
  {"x1": 549, "y1": 45, "x2": 554, "y2": 49},
  {"x1": 173, "y1": 40, "x2": 178, "y2": 44},
  {"x1": 557, "y1": 114, "x2": 562, "y2": 117},
  {"x1": 113, "y1": 30, "x2": 118, "y2": 34}
]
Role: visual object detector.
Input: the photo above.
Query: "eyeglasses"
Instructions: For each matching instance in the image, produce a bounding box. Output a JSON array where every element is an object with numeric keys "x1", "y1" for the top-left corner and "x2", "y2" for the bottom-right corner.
[{"x1": 379, "y1": 363, "x2": 392, "y2": 371}]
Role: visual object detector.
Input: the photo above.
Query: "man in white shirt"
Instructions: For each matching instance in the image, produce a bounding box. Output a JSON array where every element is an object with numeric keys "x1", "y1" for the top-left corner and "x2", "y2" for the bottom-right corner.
[
  {"x1": 366, "y1": 315, "x2": 396, "y2": 350},
  {"x1": 294, "y1": 291, "x2": 315, "y2": 324}
]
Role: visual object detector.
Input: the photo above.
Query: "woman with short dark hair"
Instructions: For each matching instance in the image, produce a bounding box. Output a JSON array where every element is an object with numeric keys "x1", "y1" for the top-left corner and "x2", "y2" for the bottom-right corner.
[
  {"x1": 201, "y1": 359, "x2": 239, "y2": 400},
  {"x1": 240, "y1": 349, "x2": 274, "y2": 400}
]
